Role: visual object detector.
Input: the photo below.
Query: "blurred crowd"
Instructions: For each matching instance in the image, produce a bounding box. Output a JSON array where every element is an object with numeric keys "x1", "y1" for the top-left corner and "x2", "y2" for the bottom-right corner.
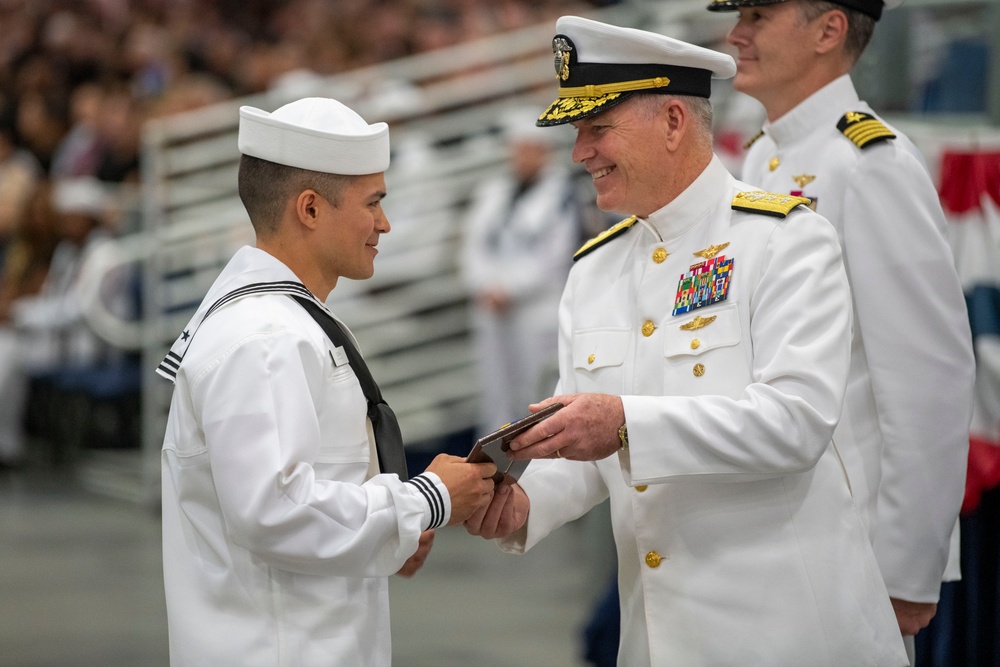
[
  {"x1": 0, "y1": 0, "x2": 610, "y2": 190},
  {"x1": 0, "y1": 0, "x2": 616, "y2": 467}
]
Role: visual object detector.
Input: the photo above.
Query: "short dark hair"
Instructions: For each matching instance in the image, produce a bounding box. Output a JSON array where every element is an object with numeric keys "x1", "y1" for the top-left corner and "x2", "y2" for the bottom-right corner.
[
  {"x1": 237, "y1": 155, "x2": 351, "y2": 236},
  {"x1": 799, "y1": 0, "x2": 875, "y2": 64}
]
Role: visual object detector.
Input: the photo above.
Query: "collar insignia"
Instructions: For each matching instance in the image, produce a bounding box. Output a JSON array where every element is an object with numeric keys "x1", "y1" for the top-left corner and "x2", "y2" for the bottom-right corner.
[
  {"x1": 693, "y1": 242, "x2": 730, "y2": 259},
  {"x1": 553, "y1": 37, "x2": 573, "y2": 81}
]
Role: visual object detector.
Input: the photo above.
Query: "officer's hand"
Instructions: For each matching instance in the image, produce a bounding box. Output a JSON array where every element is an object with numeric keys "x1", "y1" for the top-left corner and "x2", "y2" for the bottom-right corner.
[
  {"x1": 464, "y1": 481, "x2": 529, "y2": 540},
  {"x1": 424, "y1": 454, "x2": 496, "y2": 525},
  {"x1": 507, "y1": 393, "x2": 625, "y2": 462},
  {"x1": 890, "y1": 597, "x2": 937, "y2": 636},
  {"x1": 396, "y1": 529, "x2": 435, "y2": 578}
]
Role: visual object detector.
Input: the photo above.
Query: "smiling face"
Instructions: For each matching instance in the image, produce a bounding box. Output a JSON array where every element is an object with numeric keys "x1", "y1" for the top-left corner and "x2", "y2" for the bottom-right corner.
[
  {"x1": 317, "y1": 172, "x2": 389, "y2": 282},
  {"x1": 570, "y1": 97, "x2": 674, "y2": 217}
]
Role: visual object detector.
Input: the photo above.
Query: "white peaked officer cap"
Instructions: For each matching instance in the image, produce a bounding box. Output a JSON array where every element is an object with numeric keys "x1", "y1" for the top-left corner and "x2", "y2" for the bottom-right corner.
[
  {"x1": 238, "y1": 97, "x2": 390, "y2": 175},
  {"x1": 538, "y1": 16, "x2": 736, "y2": 127}
]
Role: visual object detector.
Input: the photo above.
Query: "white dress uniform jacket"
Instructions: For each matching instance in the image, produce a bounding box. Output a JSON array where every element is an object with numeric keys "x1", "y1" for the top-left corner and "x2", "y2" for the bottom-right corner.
[
  {"x1": 500, "y1": 156, "x2": 908, "y2": 666},
  {"x1": 160, "y1": 246, "x2": 449, "y2": 667},
  {"x1": 742, "y1": 75, "x2": 976, "y2": 601},
  {"x1": 460, "y1": 164, "x2": 579, "y2": 432}
]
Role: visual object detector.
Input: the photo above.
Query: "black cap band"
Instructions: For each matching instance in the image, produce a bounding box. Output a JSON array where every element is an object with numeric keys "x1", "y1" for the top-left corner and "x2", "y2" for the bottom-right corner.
[{"x1": 565, "y1": 62, "x2": 713, "y2": 98}]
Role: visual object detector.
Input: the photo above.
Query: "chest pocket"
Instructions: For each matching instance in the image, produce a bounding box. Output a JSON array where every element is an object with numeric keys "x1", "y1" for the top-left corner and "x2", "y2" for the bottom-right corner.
[
  {"x1": 315, "y1": 349, "x2": 371, "y2": 471},
  {"x1": 572, "y1": 328, "x2": 630, "y2": 394},
  {"x1": 663, "y1": 304, "x2": 749, "y2": 398}
]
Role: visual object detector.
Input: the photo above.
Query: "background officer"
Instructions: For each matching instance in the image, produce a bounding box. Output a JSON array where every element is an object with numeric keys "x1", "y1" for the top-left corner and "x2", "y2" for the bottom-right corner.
[{"x1": 708, "y1": 0, "x2": 976, "y2": 654}]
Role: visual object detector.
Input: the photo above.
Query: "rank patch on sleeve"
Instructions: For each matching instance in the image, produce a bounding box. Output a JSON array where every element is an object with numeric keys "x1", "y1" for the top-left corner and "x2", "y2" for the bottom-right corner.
[
  {"x1": 837, "y1": 111, "x2": 895, "y2": 149},
  {"x1": 673, "y1": 255, "x2": 734, "y2": 315}
]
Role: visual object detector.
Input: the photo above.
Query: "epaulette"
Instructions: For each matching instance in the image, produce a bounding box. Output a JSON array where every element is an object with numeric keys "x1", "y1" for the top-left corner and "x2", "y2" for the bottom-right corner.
[
  {"x1": 731, "y1": 191, "x2": 811, "y2": 218},
  {"x1": 837, "y1": 111, "x2": 896, "y2": 149},
  {"x1": 743, "y1": 130, "x2": 764, "y2": 151},
  {"x1": 573, "y1": 215, "x2": 638, "y2": 261}
]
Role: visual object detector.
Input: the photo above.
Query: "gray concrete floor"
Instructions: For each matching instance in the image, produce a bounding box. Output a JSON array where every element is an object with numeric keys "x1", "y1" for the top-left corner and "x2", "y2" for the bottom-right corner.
[{"x1": 0, "y1": 464, "x2": 614, "y2": 667}]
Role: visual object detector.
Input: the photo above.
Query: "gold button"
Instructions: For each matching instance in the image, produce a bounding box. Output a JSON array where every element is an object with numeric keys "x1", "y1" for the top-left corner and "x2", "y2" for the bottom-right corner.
[
  {"x1": 693, "y1": 363, "x2": 705, "y2": 377},
  {"x1": 690, "y1": 338, "x2": 700, "y2": 350},
  {"x1": 636, "y1": 485, "x2": 648, "y2": 492},
  {"x1": 645, "y1": 551, "x2": 662, "y2": 568},
  {"x1": 652, "y1": 248, "x2": 667, "y2": 264},
  {"x1": 769, "y1": 156, "x2": 780, "y2": 171},
  {"x1": 641, "y1": 320, "x2": 655, "y2": 337},
  {"x1": 587, "y1": 353, "x2": 595, "y2": 365}
]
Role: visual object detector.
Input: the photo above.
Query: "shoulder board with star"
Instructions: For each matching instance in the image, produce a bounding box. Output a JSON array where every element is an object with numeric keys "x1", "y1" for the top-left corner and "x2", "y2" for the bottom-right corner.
[
  {"x1": 837, "y1": 111, "x2": 896, "y2": 149},
  {"x1": 743, "y1": 130, "x2": 764, "y2": 150},
  {"x1": 731, "y1": 191, "x2": 811, "y2": 218},
  {"x1": 573, "y1": 216, "x2": 638, "y2": 261}
]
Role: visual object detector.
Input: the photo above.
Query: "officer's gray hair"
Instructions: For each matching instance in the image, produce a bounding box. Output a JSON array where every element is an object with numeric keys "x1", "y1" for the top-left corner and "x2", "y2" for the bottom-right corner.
[
  {"x1": 798, "y1": 0, "x2": 875, "y2": 64},
  {"x1": 630, "y1": 94, "x2": 714, "y2": 145},
  {"x1": 238, "y1": 155, "x2": 351, "y2": 236}
]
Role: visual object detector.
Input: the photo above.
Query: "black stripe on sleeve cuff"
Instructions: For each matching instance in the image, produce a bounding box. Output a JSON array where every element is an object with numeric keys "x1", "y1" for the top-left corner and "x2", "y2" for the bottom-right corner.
[{"x1": 406, "y1": 474, "x2": 445, "y2": 530}]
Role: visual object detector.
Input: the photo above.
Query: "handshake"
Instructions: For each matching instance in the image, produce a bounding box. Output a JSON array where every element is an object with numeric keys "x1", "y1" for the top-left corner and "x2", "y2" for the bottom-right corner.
[
  {"x1": 418, "y1": 402, "x2": 563, "y2": 537},
  {"x1": 398, "y1": 393, "x2": 625, "y2": 577},
  {"x1": 420, "y1": 454, "x2": 529, "y2": 538},
  {"x1": 422, "y1": 393, "x2": 626, "y2": 537}
]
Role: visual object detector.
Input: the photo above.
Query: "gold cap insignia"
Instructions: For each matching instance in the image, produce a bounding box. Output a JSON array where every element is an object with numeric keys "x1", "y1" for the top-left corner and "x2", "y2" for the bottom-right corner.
[
  {"x1": 553, "y1": 37, "x2": 573, "y2": 81},
  {"x1": 693, "y1": 242, "x2": 730, "y2": 260}
]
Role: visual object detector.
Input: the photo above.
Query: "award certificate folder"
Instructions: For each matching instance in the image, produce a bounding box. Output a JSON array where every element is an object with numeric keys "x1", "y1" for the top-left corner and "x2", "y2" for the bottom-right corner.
[{"x1": 467, "y1": 403, "x2": 564, "y2": 483}]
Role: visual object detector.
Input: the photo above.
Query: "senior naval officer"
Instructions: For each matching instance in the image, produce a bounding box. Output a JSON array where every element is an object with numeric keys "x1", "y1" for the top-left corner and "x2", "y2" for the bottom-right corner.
[
  {"x1": 707, "y1": 0, "x2": 976, "y2": 649},
  {"x1": 464, "y1": 16, "x2": 908, "y2": 666},
  {"x1": 157, "y1": 97, "x2": 496, "y2": 666}
]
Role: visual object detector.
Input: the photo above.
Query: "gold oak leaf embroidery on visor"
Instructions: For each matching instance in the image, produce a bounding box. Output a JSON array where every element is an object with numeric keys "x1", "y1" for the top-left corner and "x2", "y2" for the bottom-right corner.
[{"x1": 540, "y1": 93, "x2": 623, "y2": 122}]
